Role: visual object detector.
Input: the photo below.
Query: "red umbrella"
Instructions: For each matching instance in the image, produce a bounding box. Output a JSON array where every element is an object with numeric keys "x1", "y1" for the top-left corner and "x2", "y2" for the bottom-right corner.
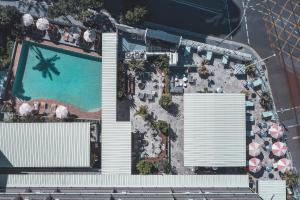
[
  {"x1": 249, "y1": 142, "x2": 261, "y2": 157},
  {"x1": 272, "y1": 141, "x2": 288, "y2": 157},
  {"x1": 268, "y1": 123, "x2": 284, "y2": 139},
  {"x1": 249, "y1": 158, "x2": 262, "y2": 173},
  {"x1": 276, "y1": 158, "x2": 291, "y2": 173}
]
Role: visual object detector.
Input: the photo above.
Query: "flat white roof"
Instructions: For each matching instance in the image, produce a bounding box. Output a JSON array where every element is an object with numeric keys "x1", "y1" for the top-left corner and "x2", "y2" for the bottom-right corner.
[
  {"x1": 0, "y1": 174, "x2": 249, "y2": 188},
  {"x1": 0, "y1": 123, "x2": 90, "y2": 168},
  {"x1": 184, "y1": 93, "x2": 246, "y2": 167},
  {"x1": 258, "y1": 180, "x2": 286, "y2": 200},
  {"x1": 102, "y1": 33, "x2": 131, "y2": 174}
]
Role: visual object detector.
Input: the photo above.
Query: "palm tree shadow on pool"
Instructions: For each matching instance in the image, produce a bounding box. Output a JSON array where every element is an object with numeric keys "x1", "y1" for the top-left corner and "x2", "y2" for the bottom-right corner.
[{"x1": 30, "y1": 46, "x2": 61, "y2": 81}]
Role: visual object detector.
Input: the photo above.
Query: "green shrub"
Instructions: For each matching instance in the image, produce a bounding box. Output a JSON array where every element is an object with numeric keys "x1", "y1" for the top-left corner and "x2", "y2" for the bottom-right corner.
[
  {"x1": 159, "y1": 93, "x2": 172, "y2": 109},
  {"x1": 136, "y1": 160, "x2": 155, "y2": 175},
  {"x1": 152, "y1": 120, "x2": 169, "y2": 136}
]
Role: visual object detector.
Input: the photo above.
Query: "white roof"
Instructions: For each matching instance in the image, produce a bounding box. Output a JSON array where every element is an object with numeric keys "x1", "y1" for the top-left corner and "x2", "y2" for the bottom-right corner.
[
  {"x1": 102, "y1": 33, "x2": 131, "y2": 174},
  {"x1": 0, "y1": 123, "x2": 90, "y2": 168},
  {"x1": 0, "y1": 174, "x2": 249, "y2": 188},
  {"x1": 184, "y1": 93, "x2": 246, "y2": 167},
  {"x1": 258, "y1": 180, "x2": 286, "y2": 200}
]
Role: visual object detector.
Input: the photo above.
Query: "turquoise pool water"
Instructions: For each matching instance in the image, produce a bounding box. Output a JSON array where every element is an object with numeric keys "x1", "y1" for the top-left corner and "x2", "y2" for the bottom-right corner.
[{"x1": 13, "y1": 41, "x2": 101, "y2": 112}]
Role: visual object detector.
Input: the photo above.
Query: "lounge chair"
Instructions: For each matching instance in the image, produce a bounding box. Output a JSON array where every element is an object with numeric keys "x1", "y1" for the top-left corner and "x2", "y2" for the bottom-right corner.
[
  {"x1": 50, "y1": 104, "x2": 57, "y2": 113},
  {"x1": 33, "y1": 101, "x2": 39, "y2": 111},
  {"x1": 39, "y1": 102, "x2": 45, "y2": 114}
]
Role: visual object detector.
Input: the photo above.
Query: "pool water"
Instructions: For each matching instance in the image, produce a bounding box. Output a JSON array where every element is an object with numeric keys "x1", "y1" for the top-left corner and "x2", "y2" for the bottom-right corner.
[{"x1": 13, "y1": 41, "x2": 101, "y2": 112}]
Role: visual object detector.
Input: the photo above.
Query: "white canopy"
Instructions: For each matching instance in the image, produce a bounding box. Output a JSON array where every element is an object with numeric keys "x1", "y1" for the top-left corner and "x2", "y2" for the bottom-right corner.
[
  {"x1": 19, "y1": 103, "x2": 33, "y2": 116},
  {"x1": 55, "y1": 105, "x2": 68, "y2": 119},
  {"x1": 249, "y1": 142, "x2": 261, "y2": 157},
  {"x1": 22, "y1": 14, "x2": 33, "y2": 27},
  {"x1": 36, "y1": 18, "x2": 49, "y2": 31},
  {"x1": 83, "y1": 30, "x2": 96, "y2": 42}
]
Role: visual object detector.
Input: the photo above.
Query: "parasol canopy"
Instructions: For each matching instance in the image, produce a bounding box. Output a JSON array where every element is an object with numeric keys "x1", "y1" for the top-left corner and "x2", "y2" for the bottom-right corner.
[
  {"x1": 22, "y1": 13, "x2": 34, "y2": 27},
  {"x1": 36, "y1": 17, "x2": 49, "y2": 31},
  {"x1": 269, "y1": 123, "x2": 284, "y2": 139},
  {"x1": 249, "y1": 141, "x2": 261, "y2": 157},
  {"x1": 272, "y1": 141, "x2": 288, "y2": 157},
  {"x1": 19, "y1": 103, "x2": 32, "y2": 116},
  {"x1": 249, "y1": 158, "x2": 262, "y2": 173},
  {"x1": 83, "y1": 29, "x2": 96, "y2": 42},
  {"x1": 55, "y1": 105, "x2": 68, "y2": 119},
  {"x1": 276, "y1": 158, "x2": 291, "y2": 173}
]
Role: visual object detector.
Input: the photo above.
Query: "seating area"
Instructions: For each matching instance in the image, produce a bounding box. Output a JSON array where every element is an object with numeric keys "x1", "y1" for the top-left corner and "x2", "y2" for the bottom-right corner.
[{"x1": 0, "y1": 69, "x2": 9, "y2": 99}]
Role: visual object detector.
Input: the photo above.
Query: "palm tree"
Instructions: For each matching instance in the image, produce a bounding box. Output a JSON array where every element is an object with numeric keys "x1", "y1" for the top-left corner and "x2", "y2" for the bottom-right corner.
[
  {"x1": 197, "y1": 59, "x2": 210, "y2": 78},
  {"x1": 134, "y1": 105, "x2": 148, "y2": 119},
  {"x1": 245, "y1": 64, "x2": 256, "y2": 77},
  {"x1": 282, "y1": 170, "x2": 299, "y2": 188},
  {"x1": 259, "y1": 92, "x2": 273, "y2": 110}
]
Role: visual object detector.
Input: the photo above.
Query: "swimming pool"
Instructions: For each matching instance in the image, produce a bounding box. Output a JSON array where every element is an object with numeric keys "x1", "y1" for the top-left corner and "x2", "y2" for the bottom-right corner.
[{"x1": 13, "y1": 41, "x2": 101, "y2": 112}]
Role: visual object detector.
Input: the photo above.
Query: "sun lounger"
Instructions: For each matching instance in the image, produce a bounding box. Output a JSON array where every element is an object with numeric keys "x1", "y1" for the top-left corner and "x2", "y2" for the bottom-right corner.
[
  {"x1": 50, "y1": 104, "x2": 57, "y2": 113},
  {"x1": 39, "y1": 102, "x2": 45, "y2": 114},
  {"x1": 33, "y1": 101, "x2": 39, "y2": 111},
  {"x1": 63, "y1": 32, "x2": 69, "y2": 41}
]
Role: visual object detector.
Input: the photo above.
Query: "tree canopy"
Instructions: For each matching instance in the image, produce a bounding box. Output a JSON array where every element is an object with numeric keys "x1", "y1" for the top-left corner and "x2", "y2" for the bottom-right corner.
[
  {"x1": 0, "y1": 6, "x2": 21, "y2": 27},
  {"x1": 48, "y1": 0, "x2": 103, "y2": 18},
  {"x1": 136, "y1": 160, "x2": 155, "y2": 175}
]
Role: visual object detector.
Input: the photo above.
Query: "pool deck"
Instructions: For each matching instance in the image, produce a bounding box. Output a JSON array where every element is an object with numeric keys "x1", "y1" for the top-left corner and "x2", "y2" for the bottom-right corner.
[{"x1": 12, "y1": 39, "x2": 101, "y2": 120}]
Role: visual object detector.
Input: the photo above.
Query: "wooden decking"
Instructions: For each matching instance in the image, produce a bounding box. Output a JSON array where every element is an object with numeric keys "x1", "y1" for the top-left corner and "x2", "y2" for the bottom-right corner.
[{"x1": 12, "y1": 39, "x2": 102, "y2": 120}]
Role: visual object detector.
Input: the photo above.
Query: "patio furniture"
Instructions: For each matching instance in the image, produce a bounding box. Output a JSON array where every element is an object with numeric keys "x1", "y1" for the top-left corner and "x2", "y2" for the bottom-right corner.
[
  {"x1": 147, "y1": 93, "x2": 154, "y2": 101},
  {"x1": 262, "y1": 111, "x2": 274, "y2": 120},
  {"x1": 138, "y1": 92, "x2": 145, "y2": 101},
  {"x1": 246, "y1": 100, "x2": 254, "y2": 110},
  {"x1": 246, "y1": 130, "x2": 254, "y2": 137},
  {"x1": 206, "y1": 51, "x2": 213, "y2": 61},
  {"x1": 252, "y1": 79, "x2": 262, "y2": 89},
  {"x1": 188, "y1": 76, "x2": 194, "y2": 83},
  {"x1": 234, "y1": 64, "x2": 246, "y2": 75},
  {"x1": 222, "y1": 55, "x2": 229, "y2": 65},
  {"x1": 170, "y1": 86, "x2": 184, "y2": 94}
]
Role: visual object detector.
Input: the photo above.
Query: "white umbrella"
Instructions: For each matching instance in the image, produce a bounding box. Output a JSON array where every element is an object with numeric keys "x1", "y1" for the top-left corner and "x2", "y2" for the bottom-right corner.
[
  {"x1": 249, "y1": 141, "x2": 261, "y2": 157},
  {"x1": 272, "y1": 141, "x2": 288, "y2": 157},
  {"x1": 22, "y1": 14, "x2": 33, "y2": 27},
  {"x1": 19, "y1": 103, "x2": 32, "y2": 116},
  {"x1": 269, "y1": 123, "x2": 284, "y2": 139},
  {"x1": 70, "y1": 26, "x2": 81, "y2": 39},
  {"x1": 249, "y1": 158, "x2": 262, "y2": 173},
  {"x1": 55, "y1": 105, "x2": 68, "y2": 119},
  {"x1": 36, "y1": 17, "x2": 49, "y2": 31},
  {"x1": 277, "y1": 158, "x2": 291, "y2": 173},
  {"x1": 83, "y1": 30, "x2": 96, "y2": 42},
  {"x1": 183, "y1": 77, "x2": 187, "y2": 82}
]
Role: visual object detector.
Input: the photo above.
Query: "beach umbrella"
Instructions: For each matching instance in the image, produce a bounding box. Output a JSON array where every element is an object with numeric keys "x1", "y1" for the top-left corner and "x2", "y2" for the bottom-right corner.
[
  {"x1": 183, "y1": 77, "x2": 187, "y2": 82},
  {"x1": 83, "y1": 29, "x2": 96, "y2": 42},
  {"x1": 269, "y1": 123, "x2": 284, "y2": 139},
  {"x1": 272, "y1": 141, "x2": 288, "y2": 157},
  {"x1": 19, "y1": 103, "x2": 32, "y2": 116},
  {"x1": 70, "y1": 26, "x2": 81, "y2": 39},
  {"x1": 22, "y1": 13, "x2": 33, "y2": 27},
  {"x1": 249, "y1": 141, "x2": 261, "y2": 157},
  {"x1": 55, "y1": 105, "x2": 68, "y2": 119},
  {"x1": 277, "y1": 158, "x2": 291, "y2": 173},
  {"x1": 249, "y1": 158, "x2": 262, "y2": 173},
  {"x1": 36, "y1": 17, "x2": 49, "y2": 31}
]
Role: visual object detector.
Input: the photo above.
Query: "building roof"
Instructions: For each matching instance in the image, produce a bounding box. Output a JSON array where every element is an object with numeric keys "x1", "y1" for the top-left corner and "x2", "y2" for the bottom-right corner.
[
  {"x1": 258, "y1": 180, "x2": 286, "y2": 200},
  {"x1": 0, "y1": 174, "x2": 249, "y2": 188},
  {"x1": 102, "y1": 33, "x2": 131, "y2": 174},
  {"x1": 146, "y1": 29, "x2": 181, "y2": 45},
  {"x1": 0, "y1": 123, "x2": 90, "y2": 168},
  {"x1": 184, "y1": 93, "x2": 246, "y2": 167}
]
